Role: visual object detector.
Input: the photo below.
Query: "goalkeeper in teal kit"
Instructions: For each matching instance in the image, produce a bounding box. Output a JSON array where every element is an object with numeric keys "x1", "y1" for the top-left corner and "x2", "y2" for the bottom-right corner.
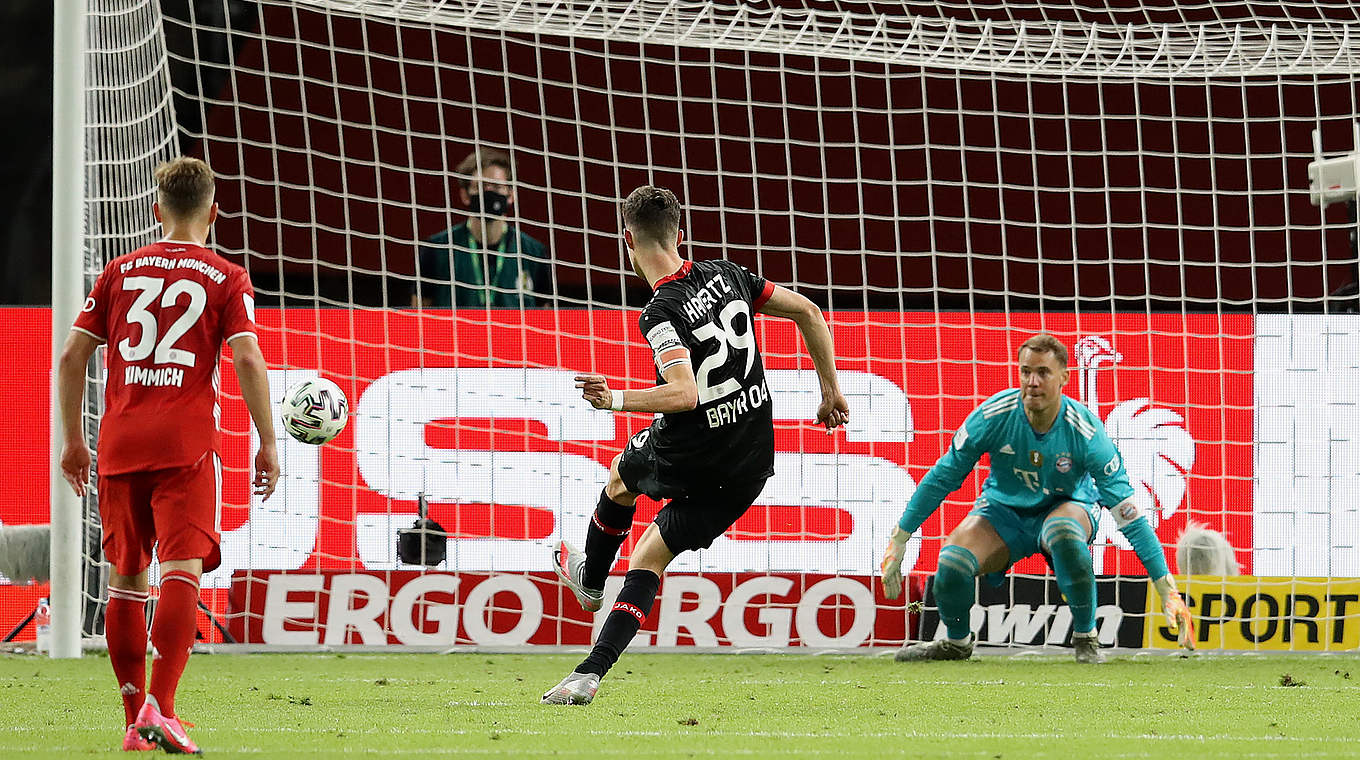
[{"x1": 880, "y1": 335, "x2": 1195, "y2": 662}]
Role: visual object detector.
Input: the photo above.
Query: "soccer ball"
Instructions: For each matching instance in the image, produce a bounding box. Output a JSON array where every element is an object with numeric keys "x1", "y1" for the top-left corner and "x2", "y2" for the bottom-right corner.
[{"x1": 280, "y1": 377, "x2": 349, "y2": 445}]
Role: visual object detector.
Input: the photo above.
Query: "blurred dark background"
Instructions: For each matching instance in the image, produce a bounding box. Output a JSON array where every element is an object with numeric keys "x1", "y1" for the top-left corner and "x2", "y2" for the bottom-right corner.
[
  {"x1": 7, "y1": 0, "x2": 1359, "y2": 310},
  {"x1": 1, "y1": 0, "x2": 54, "y2": 305}
]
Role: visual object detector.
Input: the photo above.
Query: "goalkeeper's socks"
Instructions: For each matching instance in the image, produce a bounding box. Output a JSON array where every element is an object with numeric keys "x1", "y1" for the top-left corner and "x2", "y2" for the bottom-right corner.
[
  {"x1": 1041, "y1": 516, "x2": 1098, "y2": 634},
  {"x1": 582, "y1": 491, "x2": 635, "y2": 590},
  {"x1": 148, "y1": 570, "x2": 200, "y2": 717},
  {"x1": 934, "y1": 545, "x2": 980, "y2": 641},
  {"x1": 106, "y1": 586, "x2": 149, "y2": 726},
  {"x1": 576, "y1": 569, "x2": 660, "y2": 677}
]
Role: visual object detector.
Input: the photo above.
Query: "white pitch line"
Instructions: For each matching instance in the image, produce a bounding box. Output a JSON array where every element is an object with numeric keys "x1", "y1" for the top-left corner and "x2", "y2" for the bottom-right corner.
[
  {"x1": 5, "y1": 727, "x2": 1355, "y2": 743},
  {"x1": 246, "y1": 675, "x2": 1360, "y2": 693},
  {"x1": 724, "y1": 677, "x2": 1360, "y2": 691}
]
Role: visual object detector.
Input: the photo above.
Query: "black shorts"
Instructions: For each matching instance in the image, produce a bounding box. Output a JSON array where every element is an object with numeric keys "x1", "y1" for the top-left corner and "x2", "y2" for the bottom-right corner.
[
  {"x1": 652, "y1": 478, "x2": 768, "y2": 553},
  {"x1": 617, "y1": 428, "x2": 768, "y2": 553},
  {"x1": 617, "y1": 428, "x2": 683, "y2": 500}
]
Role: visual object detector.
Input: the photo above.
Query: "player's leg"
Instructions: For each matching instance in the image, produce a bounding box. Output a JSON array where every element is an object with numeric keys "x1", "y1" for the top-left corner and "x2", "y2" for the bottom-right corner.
[
  {"x1": 136, "y1": 456, "x2": 219, "y2": 754},
  {"x1": 1039, "y1": 502, "x2": 1101, "y2": 662},
  {"x1": 98, "y1": 473, "x2": 157, "y2": 751},
  {"x1": 146, "y1": 557, "x2": 202, "y2": 718},
  {"x1": 136, "y1": 557, "x2": 204, "y2": 755},
  {"x1": 896, "y1": 513, "x2": 1009, "y2": 661},
  {"x1": 544, "y1": 479, "x2": 763, "y2": 705},
  {"x1": 109, "y1": 569, "x2": 156, "y2": 752},
  {"x1": 543, "y1": 523, "x2": 673, "y2": 705},
  {"x1": 584, "y1": 454, "x2": 642, "y2": 590},
  {"x1": 556, "y1": 453, "x2": 643, "y2": 612},
  {"x1": 939, "y1": 516, "x2": 1010, "y2": 634},
  {"x1": 578, "y1": 523, "x2": 673, "y2": 672}
]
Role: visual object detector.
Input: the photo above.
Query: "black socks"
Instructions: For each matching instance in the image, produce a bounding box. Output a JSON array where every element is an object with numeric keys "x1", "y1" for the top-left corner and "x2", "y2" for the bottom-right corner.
[
  {"x1": 575, "y1": 569, "x2": 660, "y2": 677},
  {"x1": 582, "y1": 490, "x2": 635, "y2": 590}
]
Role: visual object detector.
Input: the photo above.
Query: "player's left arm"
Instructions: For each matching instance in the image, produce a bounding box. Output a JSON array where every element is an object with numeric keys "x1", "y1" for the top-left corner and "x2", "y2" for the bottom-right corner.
[
  {"x1": 1087, "y1": 425, "x2": 1195, "y2": 649},
  {"x1": 223, "y1": 270, "x2": 279, "y2": 500},
  {"x1": 57, "y1": 330, "x2": 101, "y2": 497},
  {"x1": 756, "y1": 284, "x2": 848, "y2": 430}
]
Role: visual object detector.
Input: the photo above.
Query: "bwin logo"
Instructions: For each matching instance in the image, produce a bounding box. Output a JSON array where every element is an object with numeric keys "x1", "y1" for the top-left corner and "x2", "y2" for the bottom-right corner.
[{"x1": 928, "y1": 602, "x2": 1124, "y2": 645}]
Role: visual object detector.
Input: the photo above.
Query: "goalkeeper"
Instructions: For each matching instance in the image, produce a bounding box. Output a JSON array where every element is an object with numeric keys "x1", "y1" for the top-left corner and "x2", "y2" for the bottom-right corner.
[{"x1": 880, "y1": 334, "x2": 1194, "y2": 663}]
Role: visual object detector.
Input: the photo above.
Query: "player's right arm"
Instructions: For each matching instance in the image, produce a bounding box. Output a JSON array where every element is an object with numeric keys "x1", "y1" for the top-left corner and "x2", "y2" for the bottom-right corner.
[
  {"x1": 576, "y1": 362, "x2": 698, "y2": 414},
  {"x1": 756, "y1": 285, "x2": 848, "y2": 430},
  {"x1": 881, "y1": 404, "x2": 991, "y2": 598},
  {"x1": 57, "y1": 330, "x2": 102, "y2": 497},
  {"x1": 229, "y1": 334, "x2": 279, "y2": 501},
  {"x1": 899, "y1": 405, "x2": 991, "y2": 533},
  {"x1": 59, "y1": 267, "x2": 113, "y2": 497},
  {"x1": 577, "y1": 303, "x2": 699, "y2": 414}
]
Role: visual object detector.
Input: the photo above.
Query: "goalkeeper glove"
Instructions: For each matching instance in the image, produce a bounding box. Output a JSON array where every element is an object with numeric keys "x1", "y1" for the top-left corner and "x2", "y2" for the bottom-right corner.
[
  {"x1": 1153, "y1": 574, "x2": 1196, "y2": 650},
  {"x1": 880, "y1": 526, "x2": 912, "y2": 600}
]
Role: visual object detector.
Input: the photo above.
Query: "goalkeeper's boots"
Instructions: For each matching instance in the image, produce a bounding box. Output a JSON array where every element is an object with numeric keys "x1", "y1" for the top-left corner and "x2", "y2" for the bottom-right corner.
[
  {"x1": 134, "y1": 696, "x2": 202, "y2": 755},
  {"x1": 122, "y1": 725, "x2": 155, "y2": 751},
  {"x1": 541, "y1": 670, "x2": 601, "y2": 705},
  {"x1": 553, "y1": 541, "x2": 604, "y2": 612},
  {"x1": 1072, "y1": 631, "x2": 1106, "y2": 664},
  {"x1": 894, "y1": 634, "x2": 974, "y2": 662}
]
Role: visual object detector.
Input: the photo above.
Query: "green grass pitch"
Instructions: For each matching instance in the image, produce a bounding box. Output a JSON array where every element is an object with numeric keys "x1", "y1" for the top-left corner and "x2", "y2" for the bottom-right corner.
[{"x1": 3, "y1": 652, "x2": 1359, "y2": 758}]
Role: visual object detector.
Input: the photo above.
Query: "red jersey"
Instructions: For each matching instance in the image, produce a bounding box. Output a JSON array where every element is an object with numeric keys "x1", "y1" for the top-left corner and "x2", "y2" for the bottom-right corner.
[{"x1": 73, "y1": 240, "x2": 257, "y2": 475}]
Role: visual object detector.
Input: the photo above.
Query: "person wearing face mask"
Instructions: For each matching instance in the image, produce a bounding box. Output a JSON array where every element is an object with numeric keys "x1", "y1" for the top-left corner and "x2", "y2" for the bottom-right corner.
[{"x1": 412, "y1": 148, "x2": 550, "y2": 308}]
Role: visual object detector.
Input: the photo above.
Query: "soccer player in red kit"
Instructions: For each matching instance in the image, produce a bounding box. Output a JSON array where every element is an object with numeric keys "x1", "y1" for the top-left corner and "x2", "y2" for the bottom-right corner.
[{"x1": 57, "y1": 157, "x2": 279, "y2": 754}]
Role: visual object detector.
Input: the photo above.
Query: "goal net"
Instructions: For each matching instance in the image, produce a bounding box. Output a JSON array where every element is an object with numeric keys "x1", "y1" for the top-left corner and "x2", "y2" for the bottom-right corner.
[{"x1": 53, "y1": 0, "x2": 1360, "y2": 652}]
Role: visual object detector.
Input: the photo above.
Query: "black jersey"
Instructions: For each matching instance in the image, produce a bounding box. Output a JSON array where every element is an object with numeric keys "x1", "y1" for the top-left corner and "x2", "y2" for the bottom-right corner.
[{"x1": 635, "y1": 259, "x2": 776, "y2": 489}]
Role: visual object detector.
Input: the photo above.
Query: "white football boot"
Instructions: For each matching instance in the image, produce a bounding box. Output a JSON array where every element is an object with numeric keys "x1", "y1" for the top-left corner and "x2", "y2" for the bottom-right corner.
[
  {"x1": 553, "y1": 541, "x2": 605, "y2": 612},
  {"x1": 541, "y1": 671, "x2": 601, "y2": 705}
]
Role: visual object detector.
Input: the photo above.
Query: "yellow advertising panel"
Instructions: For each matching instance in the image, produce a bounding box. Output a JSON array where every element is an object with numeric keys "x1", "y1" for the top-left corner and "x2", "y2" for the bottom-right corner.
[{"x1": 1144, "y1": 576, "x2": 1360, "y2": 651}]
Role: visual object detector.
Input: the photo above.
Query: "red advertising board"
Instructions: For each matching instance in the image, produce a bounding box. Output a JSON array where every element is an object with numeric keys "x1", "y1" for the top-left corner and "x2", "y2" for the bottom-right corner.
[
  {"x1": 227, "y1": 570, "x2": 915, "y2": 647},
  {"x1": 0, "y1": 308, "x2": 1253, "y2": 643},
  {"x1": 215, "y1": 309, "x2": 1253, "y2": 580}
]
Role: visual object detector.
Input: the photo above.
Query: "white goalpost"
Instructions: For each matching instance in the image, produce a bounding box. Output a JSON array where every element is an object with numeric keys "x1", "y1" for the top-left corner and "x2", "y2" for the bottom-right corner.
[
  {"x1": 49, "y1": 0, "x2": 89, "y2": 660},
  {"x1": 46, "y1": 0, "x2": 1360, "y2": 654}
]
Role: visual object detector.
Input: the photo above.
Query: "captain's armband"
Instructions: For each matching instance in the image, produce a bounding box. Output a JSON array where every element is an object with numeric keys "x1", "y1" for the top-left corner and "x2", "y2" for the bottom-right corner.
[
  {"x1": 1110, "y1": 499, "x2": 1142, "y2": 529},
  {"x1": 645, "y1": 321, "x2": 690, "y2": 372}
]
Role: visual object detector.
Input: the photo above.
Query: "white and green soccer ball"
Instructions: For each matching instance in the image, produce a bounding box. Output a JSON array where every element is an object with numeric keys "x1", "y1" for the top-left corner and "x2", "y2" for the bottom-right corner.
[{"x1": 280, "y1": 377, "x2": 349, "y2": 445}]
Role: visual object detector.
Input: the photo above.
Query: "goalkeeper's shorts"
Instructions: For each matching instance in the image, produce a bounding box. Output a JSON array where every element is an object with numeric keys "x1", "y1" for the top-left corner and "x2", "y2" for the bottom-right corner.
[
  {"x1": 969, "y1": 497, "x2": 1099, "y2": 586},
  {"x1": 99, "y1": 451, "x2": 223, "y2": 576}
]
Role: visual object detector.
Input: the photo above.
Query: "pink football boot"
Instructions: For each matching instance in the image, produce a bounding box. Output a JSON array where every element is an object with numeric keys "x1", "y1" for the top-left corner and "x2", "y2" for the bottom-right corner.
[
  {"x1": 122, "y1": 725, "x2": 156, "y2": 751},
  {"x1": 134, "y1": 696, "x2": 202, "y2": 755}
]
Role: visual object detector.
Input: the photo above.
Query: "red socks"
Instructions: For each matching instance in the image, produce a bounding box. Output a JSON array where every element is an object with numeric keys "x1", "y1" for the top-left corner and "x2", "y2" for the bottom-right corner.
[
  {"x1": 106, "y1": 586, "x2": 149, "y2": 726},
  {"x1": 149, "y1": 570, "x2": 200, "y2": 718}
]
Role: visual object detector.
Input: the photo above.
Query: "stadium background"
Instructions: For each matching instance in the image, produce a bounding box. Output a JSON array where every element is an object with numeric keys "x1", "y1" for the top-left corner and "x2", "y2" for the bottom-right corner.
[{"x1": 1, "y1": 0, "x2": 1358, "y2": 651}]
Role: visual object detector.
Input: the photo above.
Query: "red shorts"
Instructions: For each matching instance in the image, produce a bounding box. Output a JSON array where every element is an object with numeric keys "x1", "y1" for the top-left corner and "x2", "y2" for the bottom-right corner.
[{"x1": 99, "y1": 452, "x2": 223, "y2": 576}]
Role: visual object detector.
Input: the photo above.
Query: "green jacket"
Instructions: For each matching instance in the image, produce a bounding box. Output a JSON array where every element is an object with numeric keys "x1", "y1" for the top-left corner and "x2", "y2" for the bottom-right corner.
[{"x1": 417, "y1": 223, "x2": 549, "y2": 307}]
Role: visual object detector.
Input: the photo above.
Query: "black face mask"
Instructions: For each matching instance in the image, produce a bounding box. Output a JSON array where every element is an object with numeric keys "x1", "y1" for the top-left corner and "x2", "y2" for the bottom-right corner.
[{"x1": 467, "y1": 190, "x2": 509, "y2": 217}]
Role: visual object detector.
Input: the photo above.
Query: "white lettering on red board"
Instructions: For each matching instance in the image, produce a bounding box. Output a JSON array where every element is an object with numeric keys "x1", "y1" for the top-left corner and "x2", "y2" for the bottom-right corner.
[{"x1": 205, "y1": 368, "x2": 920, "y2": 587}]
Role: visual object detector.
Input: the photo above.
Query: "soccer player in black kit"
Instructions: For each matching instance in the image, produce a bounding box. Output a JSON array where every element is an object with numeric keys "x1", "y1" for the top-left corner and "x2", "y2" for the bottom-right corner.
[{"x1": 542, "y1": 186, "x2": 850, "y2": 705}]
